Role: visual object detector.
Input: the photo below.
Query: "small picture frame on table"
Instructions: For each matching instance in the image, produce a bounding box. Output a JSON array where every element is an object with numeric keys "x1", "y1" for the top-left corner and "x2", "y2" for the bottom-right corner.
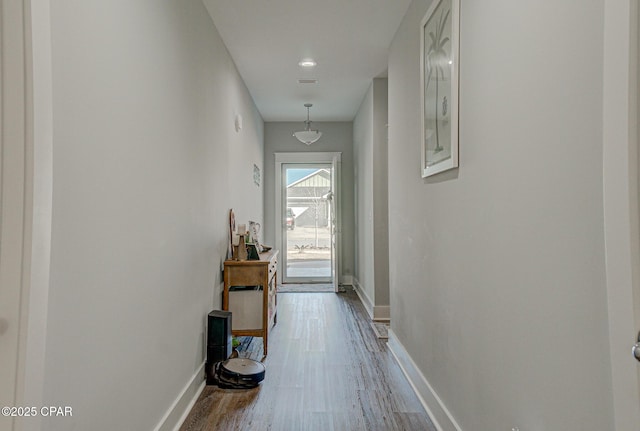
[{"x1": 246, "y1": 243, "x2": 260, "y2": 260}]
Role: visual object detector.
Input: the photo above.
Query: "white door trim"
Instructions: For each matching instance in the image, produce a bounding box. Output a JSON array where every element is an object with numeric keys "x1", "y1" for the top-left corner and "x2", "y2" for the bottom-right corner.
[
  {"x1": 275, "y1": 152, "x2": 342, "y2": 286},
  {"x1": 330, "y1": 153, "x2": 341, "y2": 293},
  {"x1": 603, "y1": 0, "x2": 640, "y2": 429},
  {"x1": 1, "y1": 2, "x2": 54, "y2": 430},
  {"x1": 0, "y1": 3, "x2": 29, "y2": 428}
]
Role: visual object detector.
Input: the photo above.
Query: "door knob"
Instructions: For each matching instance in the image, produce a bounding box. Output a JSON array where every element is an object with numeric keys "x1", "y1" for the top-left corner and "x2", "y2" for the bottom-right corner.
[
  {"x1": 633, "y1": 332, "x2": 640, "y2": 362},
  {"x1": 633, "y1": 343, "x2": 640, "y2": 361}
]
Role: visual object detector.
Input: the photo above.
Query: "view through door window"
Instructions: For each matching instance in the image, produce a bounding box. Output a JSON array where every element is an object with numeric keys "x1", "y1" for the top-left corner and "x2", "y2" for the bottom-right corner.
[{"x1": 285, "y1": 166, "x2": 332, "y2": 280}]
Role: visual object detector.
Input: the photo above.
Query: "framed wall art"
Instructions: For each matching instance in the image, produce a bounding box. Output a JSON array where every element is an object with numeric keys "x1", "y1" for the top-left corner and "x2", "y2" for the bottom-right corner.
[
  {"x1": 253, "y1": 164, "x2": 261, "y2": 186},
  {"x1": 420, "y1": 0, "x2": 460, "y2": 178}
]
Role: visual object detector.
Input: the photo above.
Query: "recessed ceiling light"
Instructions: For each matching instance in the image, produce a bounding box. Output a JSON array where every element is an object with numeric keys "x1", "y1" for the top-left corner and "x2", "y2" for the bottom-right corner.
[{"x1": 298, "y1": 59, "x2": 317, "y2": 68}]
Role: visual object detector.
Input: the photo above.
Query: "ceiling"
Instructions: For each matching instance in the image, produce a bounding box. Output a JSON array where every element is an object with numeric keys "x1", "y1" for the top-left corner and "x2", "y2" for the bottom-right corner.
[{"x1": 202, "y1": 0, "x2": 412, "y2": 122}]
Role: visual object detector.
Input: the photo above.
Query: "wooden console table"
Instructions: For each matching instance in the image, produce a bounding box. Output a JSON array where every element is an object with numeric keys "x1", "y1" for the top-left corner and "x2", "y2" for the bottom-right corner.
[{"x1": 223, "y1": 249, "x2": 278, "y2": 356}]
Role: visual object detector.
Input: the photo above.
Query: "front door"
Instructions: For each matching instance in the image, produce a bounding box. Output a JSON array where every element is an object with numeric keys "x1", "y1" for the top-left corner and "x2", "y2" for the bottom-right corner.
[
  {"x1": 282, "y1": 163, "x2": 333, "y2": 283},
  {"x1": 275, "y1": 152, "x2": 342, "y2": 288}
]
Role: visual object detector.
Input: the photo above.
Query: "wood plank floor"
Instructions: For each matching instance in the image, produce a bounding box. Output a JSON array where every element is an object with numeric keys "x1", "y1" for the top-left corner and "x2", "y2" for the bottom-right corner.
[
  {"x1": 179, "y1": 289, "x2": 436, "y2": 431},
  {"x1": 277, "y1": 283, "x2": 334, "y2": 293}
]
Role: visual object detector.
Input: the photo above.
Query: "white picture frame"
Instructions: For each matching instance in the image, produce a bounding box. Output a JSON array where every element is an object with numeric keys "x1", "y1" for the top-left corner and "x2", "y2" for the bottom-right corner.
[
  {"x1": 253, "y1": 164, "x2": 261, "y2": 186},
  {"x1": 420, "y1": 0, "x2": 460, "y2": 178}
]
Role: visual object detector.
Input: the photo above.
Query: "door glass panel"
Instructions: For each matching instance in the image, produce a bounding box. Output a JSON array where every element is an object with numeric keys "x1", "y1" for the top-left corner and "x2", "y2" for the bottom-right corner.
[{"x1": 284, "y1": 165, "x2": 332, "y2": 281}]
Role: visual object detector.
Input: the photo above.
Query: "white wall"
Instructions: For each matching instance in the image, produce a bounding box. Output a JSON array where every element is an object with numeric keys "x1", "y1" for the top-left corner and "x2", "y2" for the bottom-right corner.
[
  {"x1": 372, "y1": 79, "x2": 389, "y2": 309},
  {"x1": 263, "y1": 122, "x2": 355, "y2": 281},
  {"x1": 388, "y1": 0, "x2": 613, "y2": 430},
  {"x1": 354, "y1": 87, "x2": 375, "y2": 300},
  {"x1": 353, "y1": 78, "x2": 389, "y2": 316},
  {"x1": 43, "y1": 1, "x2": 263, "y2": 430}
]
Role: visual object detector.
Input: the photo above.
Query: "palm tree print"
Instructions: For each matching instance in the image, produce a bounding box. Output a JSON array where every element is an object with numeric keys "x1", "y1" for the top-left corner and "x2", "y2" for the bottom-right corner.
[{"x1": 425, "y1": 5, "x2": 450, "y2": 153}]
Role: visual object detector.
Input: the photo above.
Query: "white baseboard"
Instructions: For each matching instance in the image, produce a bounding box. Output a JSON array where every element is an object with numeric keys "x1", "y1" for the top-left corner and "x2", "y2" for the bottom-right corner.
[
  {"x1": 352, "y1": 277, "x2": 374, "y2": 320},
  {"x1": 352, "y1": 277, "x2": 390, "y2": 321},
  {"x1": 387, "y1": 330, "x2": 462, "y2": 431},
  {"x1": 341, "y1": 274, "x2": 353, "y2": 286},
  {"x1": 154, "y1": 362, "x2": 206, "y2": 431}
]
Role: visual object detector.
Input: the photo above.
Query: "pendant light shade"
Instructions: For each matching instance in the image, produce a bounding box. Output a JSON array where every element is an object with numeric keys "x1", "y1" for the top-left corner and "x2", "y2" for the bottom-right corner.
[{"x1": 293, "y1": 104, "x2": 322, "y2": 145}]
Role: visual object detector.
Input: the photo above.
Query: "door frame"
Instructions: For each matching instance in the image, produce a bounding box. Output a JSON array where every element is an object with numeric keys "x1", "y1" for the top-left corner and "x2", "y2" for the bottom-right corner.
[
  {"x1": 280, "y1": 162, "x2": 333, "y2": 284},
  {"x1": 603, "y1": 0, "x2": 640, "y2": 428},
  {"x1": 275, "y1": 152, "x2": 342, "y2": 290},
  {"x1": 0, "y1": 2, "x2": 53, "y2": 430},
  {"x1": 0, "y1": 2, "x2": 29, "y2": 426}
]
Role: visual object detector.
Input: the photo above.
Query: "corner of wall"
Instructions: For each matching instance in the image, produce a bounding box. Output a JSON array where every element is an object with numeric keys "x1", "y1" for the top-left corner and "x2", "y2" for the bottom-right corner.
[
  {"x1": 154, "y1": 363, "x2": 206, "y2": 431},
  {"x1": 352, "y1": 277, "x2": 374, "y2": 320},
  {"x1": 372, "y1": 306, "x2": 390, "y2": 321},
  {"x1": 387, "y1": 330, "x2": 461, "y2": 431}
]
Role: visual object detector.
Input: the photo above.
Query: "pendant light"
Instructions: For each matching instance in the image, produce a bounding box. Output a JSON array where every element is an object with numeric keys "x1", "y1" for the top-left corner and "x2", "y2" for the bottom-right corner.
[{"x1": 293, "y1": 103, "x2": 322, "y2": 145}]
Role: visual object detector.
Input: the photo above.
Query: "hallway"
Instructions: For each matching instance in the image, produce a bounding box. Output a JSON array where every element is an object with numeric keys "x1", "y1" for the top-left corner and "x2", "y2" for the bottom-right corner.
[
  {"x1": 5, "y1": 1, "x2": 639, "y2": 430},
  {"x1": 180, "y1": 290, "x2": 434, "y2": 431}
]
